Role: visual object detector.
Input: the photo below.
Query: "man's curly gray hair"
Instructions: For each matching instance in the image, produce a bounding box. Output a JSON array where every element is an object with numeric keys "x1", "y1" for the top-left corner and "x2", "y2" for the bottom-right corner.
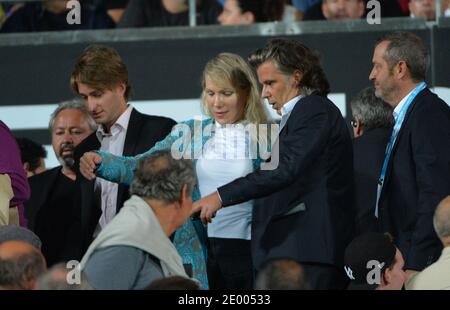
[{"x1": 130, "y1": 150, "x2": 196, "y2": 204}]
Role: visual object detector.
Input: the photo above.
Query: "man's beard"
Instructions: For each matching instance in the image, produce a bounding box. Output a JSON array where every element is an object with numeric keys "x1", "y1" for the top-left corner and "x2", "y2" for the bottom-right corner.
[{"x1": 58, "y1": 142, "x2": 75, "y2": 169}]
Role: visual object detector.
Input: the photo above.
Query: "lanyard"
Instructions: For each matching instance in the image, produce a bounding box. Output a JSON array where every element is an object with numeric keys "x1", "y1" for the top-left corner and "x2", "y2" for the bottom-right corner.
[{"x1": 374, "y1": 82, "x2": 426, "y2": 218}]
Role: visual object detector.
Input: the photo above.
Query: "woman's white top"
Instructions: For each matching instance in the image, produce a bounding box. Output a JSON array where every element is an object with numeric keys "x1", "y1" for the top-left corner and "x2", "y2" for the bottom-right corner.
[{"x1": 196, "y1": 121, "x2": 255, "y2": 240}]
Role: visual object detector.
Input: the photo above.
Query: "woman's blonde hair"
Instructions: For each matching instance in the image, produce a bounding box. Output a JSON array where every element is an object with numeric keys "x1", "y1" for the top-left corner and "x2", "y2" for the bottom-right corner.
[{"x1": 201, "y1": 53, "x2": 267, "y2": 126}]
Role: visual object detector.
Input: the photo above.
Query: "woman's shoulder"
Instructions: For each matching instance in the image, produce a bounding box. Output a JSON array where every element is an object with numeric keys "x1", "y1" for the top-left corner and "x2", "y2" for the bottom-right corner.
[{"x1": 178, "y1": 118, "x2": 214, "y2": 128}]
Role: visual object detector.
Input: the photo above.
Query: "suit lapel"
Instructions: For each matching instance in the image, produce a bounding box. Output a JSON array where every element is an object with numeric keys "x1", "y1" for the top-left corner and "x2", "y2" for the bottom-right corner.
[
  {"x1": 116, "y1": 108, "x2": 143, "y2": 212},
  {"x1": 122, "y1": 108, "x2": 142, "y2": 156},
  {"x1": 382, "y1": 89, "x2": 426, "y2": 187}
]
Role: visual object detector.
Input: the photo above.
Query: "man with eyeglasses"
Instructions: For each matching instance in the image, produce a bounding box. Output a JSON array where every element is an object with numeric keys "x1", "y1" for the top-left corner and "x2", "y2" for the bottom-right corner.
[{"x1": 350, "y1": 87, "x2": 393, "y2": 235}]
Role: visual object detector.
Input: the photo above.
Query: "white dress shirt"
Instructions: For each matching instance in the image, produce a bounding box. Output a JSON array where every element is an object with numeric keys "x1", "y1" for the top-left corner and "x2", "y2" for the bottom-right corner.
[
  {"x1": 280, "y1": 95, "x2": 303, "y2": 131},
  {"x1": 393, "y1": 88, "x2": 415, "y2": 121},
  {"x1": 95, "y1": 105, "x2": 133, "y2": 230}
]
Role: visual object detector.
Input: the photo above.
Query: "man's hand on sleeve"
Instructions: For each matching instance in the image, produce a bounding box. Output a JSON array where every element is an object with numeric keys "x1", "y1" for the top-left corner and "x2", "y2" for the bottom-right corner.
[{"x1": 191, "y1": 191, "x2": 222, "y2": 224}]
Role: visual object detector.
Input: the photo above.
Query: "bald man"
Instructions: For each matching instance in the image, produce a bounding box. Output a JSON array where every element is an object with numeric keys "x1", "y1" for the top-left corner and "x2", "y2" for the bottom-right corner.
[
  {"x1": 406, "y1": 196, "x2": 450, "y2": 290},
  {"x1": 0, "y1": 240, "x2": 46, "y2": 290}
]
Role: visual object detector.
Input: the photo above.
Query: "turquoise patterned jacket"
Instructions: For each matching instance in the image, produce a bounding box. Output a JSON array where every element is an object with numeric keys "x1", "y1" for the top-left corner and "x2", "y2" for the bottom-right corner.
[{"x1": 95, "y1": 118, "x2": 268, "y2": 289}]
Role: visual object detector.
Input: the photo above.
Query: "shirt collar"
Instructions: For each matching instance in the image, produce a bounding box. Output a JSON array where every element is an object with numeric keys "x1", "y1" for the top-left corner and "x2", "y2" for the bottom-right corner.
[
  {"x1": 96, "y1": 105, "x2": 133, "y2": 141},
  {"x1": 281, "y1": 95, "x2": 303, "y2": 117},
  {"x1": 214, "y1": 119, "x2": 249, "y2": 129},
  {"x1": 393, "y1": 88, "x2": 414, "y2": 121}
]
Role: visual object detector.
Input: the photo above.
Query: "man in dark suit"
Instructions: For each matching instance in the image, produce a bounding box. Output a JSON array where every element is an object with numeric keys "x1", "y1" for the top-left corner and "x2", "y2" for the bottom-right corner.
[
  {"x1": 194, "y1": 38, "x2": 355, "y2": 289},
  {"x1": 70, "y1": 45, "x2": 176, "y2": 252},
  {"x1": 350, "y1": 87, "x2": 393, "y2": 235},
  {"x1": 25, "y1": 99, "x2": 97, "y2": 266},
  {"x1": 369, "y1": 32, "x2": 450, "y2": 277}
]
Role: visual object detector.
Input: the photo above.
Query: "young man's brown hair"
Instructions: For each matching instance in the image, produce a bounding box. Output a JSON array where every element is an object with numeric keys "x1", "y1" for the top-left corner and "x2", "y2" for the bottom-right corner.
[{"x1": 70, "y1": 45, "x2": 131, "y2": 101}]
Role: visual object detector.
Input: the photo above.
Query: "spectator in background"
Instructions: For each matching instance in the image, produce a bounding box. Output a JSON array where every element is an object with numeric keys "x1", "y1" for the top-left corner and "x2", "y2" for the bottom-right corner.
[
  {"x1": 409, "y1": 0, "x2": 449, "y2": 20},
  {"x1": 291, "y1": 0, "x2": 321, "y2": 14},
  {"x1": 80, "y1": 151, "x2": 195, "y2": 290},
  {"x1": 0, "y1": 0, "x2": 114, "y2": 33},
  {"x1": 24, "y1": 99, "x2": 97, "y2": 267},
  {"x1": 304, "y1": 0, "x2": 407, "y2": 21},
  {"x1": 16, "y1": 137, "x2": 47, "y2": 178},
  {"x1": 35, "y1": 263, "x2": 93, "y2": 290},
  {"x1": 0, "y1": 121, "x2": 30, "y2": 227},
  {"x1": 84, "y1": 0, "x2": 129, "y2": 25},
  {"x1": 304, "y1": 0, "x2": 365, "y2": 20},
  {"x1": 350, "y1": 87, "x2": 393, "y2": 235},
  {"x1": 0, "y1": 225, "x2": 42, "y2": 250},
  {"x1": 0, "y1": 240, "x2": 46, "y2": 290},
  {"x1": 255, "y1": 258, "x2": 310, "y2": 290},
  {"x1": 406, "y1": 196, "x2": 450, "y2": 290},
  {"x1": 322, "y1": 0, "x2": 365, "y2": 20},
  {"x1": 218, "y1": 0, "x2": 285, "y2": 25},
  {"x1": 118, "y1": 0, "x2": 221, "y2": 28},
  {"x1": 344, "y1": 233, "x2": 406, "y2": 290}
]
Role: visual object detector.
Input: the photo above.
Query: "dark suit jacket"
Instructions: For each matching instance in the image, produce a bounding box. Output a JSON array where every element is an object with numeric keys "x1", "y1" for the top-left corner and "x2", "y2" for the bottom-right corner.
[
  {"x1": 353, "y1": 127, "x2": 391, "y2": 235},
  {"x1": 218, "y1": 95, "x2": 355, "y2": 269},
  {"x1": 73, "y1": 108, "x2": 176, "y2": 252},
  {"x1": 378, "y1": 88, "x2": 450, "y2": 271},
  {"x1": 24, "y1": 166, "x2": 81, "y2": 266}
]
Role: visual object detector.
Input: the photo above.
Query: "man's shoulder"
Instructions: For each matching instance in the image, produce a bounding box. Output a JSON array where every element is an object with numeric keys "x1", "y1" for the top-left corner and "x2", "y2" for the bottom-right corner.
[
  {"x1": 412, "y1": 89, "x2": 450, "y2": 115},
  {"x1": 131, "y1": 109, "x2": 176, "y2": 127},
  {"x1": 299, "y1": 94, "x2": 334, "y2": 109},
  {"x1": 28, "y1": 166, "x2": 61, "y2": 186},
  {"x1": 293, "y1": 95, "x2": 341, "y2": 118},
  {"x1": 407, "y1": 89, "x2": 450, "y2": 128}
]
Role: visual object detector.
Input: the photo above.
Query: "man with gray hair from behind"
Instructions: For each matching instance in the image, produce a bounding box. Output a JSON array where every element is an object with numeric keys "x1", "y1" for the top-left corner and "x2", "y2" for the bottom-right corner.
[
  {"x1": 80, "y1": 150, "x2": 196, "y2": 290},
  {"x1": 35, "y1": 263, "x2": 92, "y2": 290},
  {"x1": 350, "y1": 87, "x2": 393, "y2": 235},
  {"x1": 406, "y1": 196, "x2": 450, "y2": 290}
]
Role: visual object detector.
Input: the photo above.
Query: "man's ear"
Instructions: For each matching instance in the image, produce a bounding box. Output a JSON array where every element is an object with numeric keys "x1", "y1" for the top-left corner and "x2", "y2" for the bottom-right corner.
[
  {"x1": 353, "y1": 118, "x2": 364, "y2": 138},
  {"x1": 395, "y1": 61, "x2": 409, "y2": 80},
  {"x1": 381, "y1": 268, "x2": 391, "y2": 287},
  {"x1": 241, "y1": 11, "x2": 255, "y2": 24},
  {"x1": 293, "y1": 70, "x2": 303, "y2": 88},
  {"x1": 116, "y1": 83, "x2": 127, "y2": 97},
  {"x1": 179, "y1": 184, "x2": 189, "y2": 206}
]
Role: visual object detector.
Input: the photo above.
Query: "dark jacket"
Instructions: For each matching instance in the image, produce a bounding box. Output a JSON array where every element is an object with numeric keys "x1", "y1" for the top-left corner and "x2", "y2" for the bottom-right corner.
[
  {"x1": 353, "y1": 127, "x2": 391, "y2": 235},
  {"x1": 25, "y1": 166, "x2": 81, "y2": 266},
  {"x1": 378, "y1": 88, "x2": 450, "y2": 271}
]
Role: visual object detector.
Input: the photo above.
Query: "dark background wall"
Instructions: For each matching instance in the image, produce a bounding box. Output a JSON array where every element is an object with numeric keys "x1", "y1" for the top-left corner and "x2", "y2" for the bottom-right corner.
[{"x1": 1, "y1": 19, "x2": 449, "y2": 148}]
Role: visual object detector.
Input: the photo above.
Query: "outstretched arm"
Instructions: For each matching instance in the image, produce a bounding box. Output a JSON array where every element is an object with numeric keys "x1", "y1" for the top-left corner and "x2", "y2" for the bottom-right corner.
[{"x1": 79, "y1": 122, "x2": 187, "y2": 185}]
